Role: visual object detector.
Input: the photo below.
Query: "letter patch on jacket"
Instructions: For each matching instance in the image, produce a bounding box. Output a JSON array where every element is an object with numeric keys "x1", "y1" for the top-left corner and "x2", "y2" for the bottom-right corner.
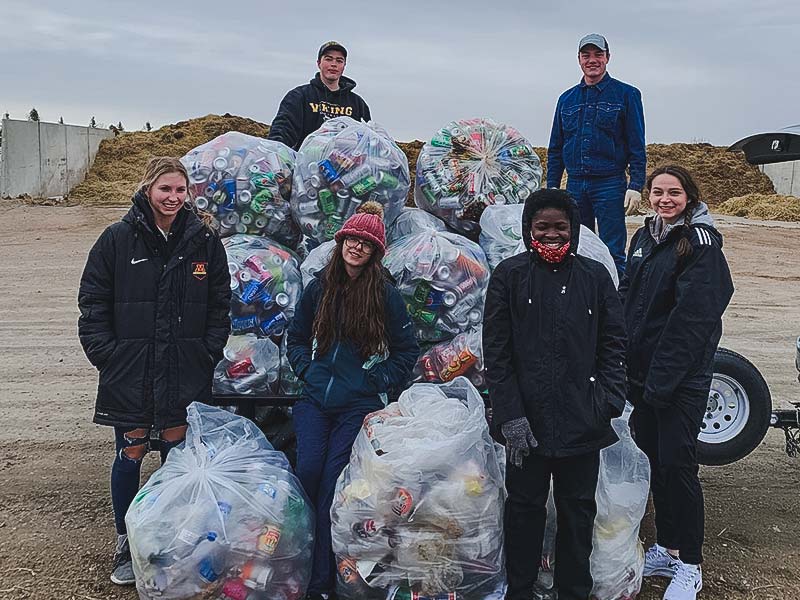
[
  {"x1": 192, "y1": 261, "x2": 208, "y2": 280},
  {"x1": 632, "y1": 247, "x2": 643, "y2": 258}
]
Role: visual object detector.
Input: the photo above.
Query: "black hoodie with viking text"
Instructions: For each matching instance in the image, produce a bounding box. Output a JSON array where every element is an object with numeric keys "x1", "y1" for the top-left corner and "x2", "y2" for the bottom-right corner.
[{"x1": 268, "y1": 73, "x2": 371, "y2": 150}]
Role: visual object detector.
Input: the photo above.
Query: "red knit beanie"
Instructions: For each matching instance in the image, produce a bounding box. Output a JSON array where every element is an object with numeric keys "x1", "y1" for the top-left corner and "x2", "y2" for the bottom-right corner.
[{"x1": 334, "y1": 201, "x2": 386, "y2": 253}]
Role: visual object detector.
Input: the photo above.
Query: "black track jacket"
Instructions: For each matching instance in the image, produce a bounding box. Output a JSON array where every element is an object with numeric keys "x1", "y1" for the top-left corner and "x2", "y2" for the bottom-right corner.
[{"x1": 619, "y1": 206, "x2": 734, "y2": 408}]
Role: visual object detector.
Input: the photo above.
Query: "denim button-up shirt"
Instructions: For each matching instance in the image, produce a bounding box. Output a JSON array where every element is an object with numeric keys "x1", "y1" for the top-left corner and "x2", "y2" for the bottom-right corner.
[{"x1": 547, "y1": 73, "x2": 646, "y2": 191}]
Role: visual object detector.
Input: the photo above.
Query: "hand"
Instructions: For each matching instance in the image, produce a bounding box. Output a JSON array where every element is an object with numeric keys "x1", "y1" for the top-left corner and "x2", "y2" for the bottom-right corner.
[
  {"x1": 624, "y1": 190, "x2": 641, "y2": 216},
  {"x1": 501, "y1": 417, "x2": 538, "y2": 468}
]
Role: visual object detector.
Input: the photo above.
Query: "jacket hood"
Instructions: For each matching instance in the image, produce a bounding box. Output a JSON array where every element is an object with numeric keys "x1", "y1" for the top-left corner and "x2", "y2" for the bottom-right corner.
[
  {"x1": 648, "y1": 201, "x2": 721, "y2": 245},
  {"x1": 125, "y1": 188, "x2": 192, "y2": 239},
  {"x1": 311, "y1": 73, "x2": 357, "y2": 93},
  {"x1": 521, "y1": 189, "x2": 582, "y2": 254}
]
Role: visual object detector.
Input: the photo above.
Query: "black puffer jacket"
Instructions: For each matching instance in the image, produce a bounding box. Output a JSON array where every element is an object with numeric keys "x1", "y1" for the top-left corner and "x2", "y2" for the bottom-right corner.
[
  {"x1": 483, "y1": 194, "x2": 627, "y2": 457},
  {"x1": 78, "y1": 192, "x2": 231, "y2": 429},
  {"x1": 268, "y1": 73, "x2": 371, "y2": 150},
  {"x1": 619, "y1": 204, "x2": 734, "y2": 408}
]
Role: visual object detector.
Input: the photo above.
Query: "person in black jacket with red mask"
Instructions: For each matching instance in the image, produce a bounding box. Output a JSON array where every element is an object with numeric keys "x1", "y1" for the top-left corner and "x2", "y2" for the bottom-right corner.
[
  {"x1": 620, "y1": 165, "x2": 733, "y2": 600},
  {"x1": 268, "y1": 41, "x2": 371, "y2": 151},
  {"x1": 483, "y1": 188, "x2": 627, "y2": 600},
  {"x1": 78, "y1": 157, "x2": 231, "y2": 586}
]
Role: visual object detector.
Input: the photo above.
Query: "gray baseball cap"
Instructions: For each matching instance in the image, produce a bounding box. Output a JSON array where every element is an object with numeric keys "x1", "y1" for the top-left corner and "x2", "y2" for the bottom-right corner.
[{"x1": 578, "y1": 33, "x2": 609, "y2": 53}]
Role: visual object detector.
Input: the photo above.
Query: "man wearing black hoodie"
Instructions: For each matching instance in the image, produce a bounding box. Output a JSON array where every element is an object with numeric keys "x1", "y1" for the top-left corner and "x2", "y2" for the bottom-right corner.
[
  {"x1": 483, "y1": 189, "x2": 627, "y2": 600},
  {"x1": 268, "y1": 41, "x2": 371, "y2": 151}
]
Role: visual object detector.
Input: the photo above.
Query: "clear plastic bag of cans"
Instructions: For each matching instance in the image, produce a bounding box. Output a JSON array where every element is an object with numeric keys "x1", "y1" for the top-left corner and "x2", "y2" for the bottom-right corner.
[
  {"x1": 478, "y1": 204, "x2": 619, "y2": 287},
  {"x1": 219, "y1": 235, "x2": 303, "y2": 394},
  {"x1": 331, "y1": 378, "x2": 506, "y2": 600},
  {"x1": 290, "y1": 116, "x2": 410, "y2": 244},
  {"x1": 182, "y1": 132, "x2": 301, "y2": 249},
  {"x1": 384, "y1": 230, "x2": 491, "y2": 343},
  {"x1": 386, "y1": 207, "x2": 448, "y2": 246},
  {"x1": 126, "y1": 402, "x2": 313, "y2": 600},
  {"x1": 413, "y1": 327, "x2": 484, "y2": 391},
  {"x1": 533, "y1": 407, "x2": 650, "y2": 600},
  {"x1": 414, "y1": 118, "x2": 542, "y2": 236},
  {"x1": 300, "y1": 239, "x2": 336, "y2": 288},
  {"x1": 213, "y1": 334, "x2": 280, "y2": 395}
]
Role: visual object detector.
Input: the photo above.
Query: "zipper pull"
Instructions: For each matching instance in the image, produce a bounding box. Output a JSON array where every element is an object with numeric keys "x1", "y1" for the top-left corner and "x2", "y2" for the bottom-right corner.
[{"x1": 561, "y1": 285, "x2": 567, "y2": 295}]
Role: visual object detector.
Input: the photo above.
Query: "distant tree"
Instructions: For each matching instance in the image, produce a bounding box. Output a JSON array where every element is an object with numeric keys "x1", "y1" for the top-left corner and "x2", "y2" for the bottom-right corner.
[
  {"x1": 59, "y1": 116, "x2": 64, "y2": 124},
  {"x1": 145, "y1": 121, "x2": 152, "y2": 132},
  {"x1": 90, "y1": 116, "x2": 97, "y2": 128},
  {"x1": 117, "y1": 121, "x2": 124, "y2": 131},
  {"x1": 28, "y1": 108, "x2": 40, "y2": 122}
]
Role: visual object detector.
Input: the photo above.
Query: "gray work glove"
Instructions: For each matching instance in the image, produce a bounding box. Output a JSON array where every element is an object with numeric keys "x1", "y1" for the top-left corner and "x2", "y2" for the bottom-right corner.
[{"x1": 501, "y1": 417, "x2": 538, "y2": 468}]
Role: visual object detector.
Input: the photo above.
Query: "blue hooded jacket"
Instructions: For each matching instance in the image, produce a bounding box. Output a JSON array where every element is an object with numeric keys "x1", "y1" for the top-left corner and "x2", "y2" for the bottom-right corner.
[{"x1": 286, "y1": 273, "x2": 418, "y2": 413}]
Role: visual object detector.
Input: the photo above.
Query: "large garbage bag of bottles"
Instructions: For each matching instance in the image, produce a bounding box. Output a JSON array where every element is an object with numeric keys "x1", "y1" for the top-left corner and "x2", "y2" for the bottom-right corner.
[
  {"x1": 290, "y1": 117, "x2": 410, "y2": 244},
  {"x1": 478, "y1": 204, "x2": 619, "y2": 287},
  {"x1": 532, "y1": 407, "x2": 650, "y2": 600},
  {"x1": 412, "y1": 327, "x2": 484, "y2": 391},
  {"x1": 384, "y1": 231, "x2": 491, "y2": 343},
  {"x1": 126, "y1": 402, "x2": 314, "y2": 600},
  {"x1": 386, "y1": 207, "x2": 448, "y2": 246},
  {"x1": 331, "y1": 378, "x2": 507, "y2": 600},
  {"x1": 181, "y1": 132, "x2": 300, "y2": 248},
  {"x1": 414, "y1": 118, "x2": 542, "y2": 236},
  {"x1": 217, "y1": 235, "x2": 303, "y2": 394},
  {"x1": 300, "y1": 239, "x2": 336, "y2": 288}
]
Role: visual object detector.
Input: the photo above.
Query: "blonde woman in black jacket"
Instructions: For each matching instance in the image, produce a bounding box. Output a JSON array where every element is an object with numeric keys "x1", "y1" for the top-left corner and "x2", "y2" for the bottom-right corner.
[{"x1": 78, "y1": 157, "x2": 231, "y2": 585}]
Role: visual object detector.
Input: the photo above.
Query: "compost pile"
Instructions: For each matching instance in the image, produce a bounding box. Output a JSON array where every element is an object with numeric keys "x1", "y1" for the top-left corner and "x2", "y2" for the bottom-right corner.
[
  {"x1": 69, "y1": 114, "x2": 271, "y2": 206},
  {"x1": 717, "y1": 193, "x2": 800, "y2": 221}
]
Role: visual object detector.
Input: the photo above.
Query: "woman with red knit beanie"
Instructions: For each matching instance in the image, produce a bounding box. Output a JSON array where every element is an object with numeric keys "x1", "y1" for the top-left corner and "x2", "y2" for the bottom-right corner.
[{"x1": 286, "y1": 201, "x2": 419, "y2": 600}]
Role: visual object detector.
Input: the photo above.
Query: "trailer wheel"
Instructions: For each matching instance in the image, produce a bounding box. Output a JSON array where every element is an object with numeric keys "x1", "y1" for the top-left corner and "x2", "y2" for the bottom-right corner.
[{"x1": 697, "y1": 348, "x2": 771, "y2": 466}]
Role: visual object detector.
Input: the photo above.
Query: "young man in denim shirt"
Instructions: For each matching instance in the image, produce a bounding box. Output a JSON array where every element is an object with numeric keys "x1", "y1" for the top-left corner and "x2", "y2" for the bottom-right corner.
[{"x1": 547, "y1": 33, "x2": 646, "y2": 277}]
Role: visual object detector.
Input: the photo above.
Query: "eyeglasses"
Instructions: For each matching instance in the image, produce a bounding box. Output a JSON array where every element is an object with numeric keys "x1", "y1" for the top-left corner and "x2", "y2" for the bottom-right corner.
[{"x1": 344, "y1": 236, "x2": 375, "y2": 253}]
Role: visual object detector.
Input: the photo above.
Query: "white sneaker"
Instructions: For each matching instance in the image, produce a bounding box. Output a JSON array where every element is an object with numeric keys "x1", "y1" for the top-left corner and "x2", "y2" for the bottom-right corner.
[
  {"x1": 664, "y1": 563, "x2": 703, "y2": 600},
  {"x1": 643, "y1": 544, "x2": 681, "y2": 578}
]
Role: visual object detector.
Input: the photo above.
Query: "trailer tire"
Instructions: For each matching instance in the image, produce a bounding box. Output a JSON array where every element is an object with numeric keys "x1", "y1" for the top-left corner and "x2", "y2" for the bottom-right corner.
[{"x1": 697, "y1": 348, "x2": 771, "y2": 466}]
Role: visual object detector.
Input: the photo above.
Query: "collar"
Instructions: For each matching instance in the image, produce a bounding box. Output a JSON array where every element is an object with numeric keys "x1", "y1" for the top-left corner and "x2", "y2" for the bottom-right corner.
[{"x1": 579, "y1": 71, "x2": 611, "y2": 90}]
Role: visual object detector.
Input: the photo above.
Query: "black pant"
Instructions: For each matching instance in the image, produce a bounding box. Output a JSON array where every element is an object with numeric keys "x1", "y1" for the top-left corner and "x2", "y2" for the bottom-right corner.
[
  {"x1": 631, "y1": 381, "x2": 708, "y2": 565},
  {"x1": 504, "y1": 451, "x2": 600, "y2": 600}
]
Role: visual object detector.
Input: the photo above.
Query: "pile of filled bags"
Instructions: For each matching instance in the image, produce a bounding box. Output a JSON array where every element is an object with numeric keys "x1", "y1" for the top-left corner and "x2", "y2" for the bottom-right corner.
[
  {"x1": 126, "y1": 403, "x2": 314, "y2": 600},
  {"x1": 331, "y1": 378, "x2": 507, "y2": 599}
]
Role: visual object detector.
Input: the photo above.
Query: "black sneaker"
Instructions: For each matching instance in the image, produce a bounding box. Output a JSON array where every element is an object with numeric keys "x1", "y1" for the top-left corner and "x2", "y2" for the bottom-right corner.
[{"x1": 110, "y1": 535, "x2": 136, "y2": 585}]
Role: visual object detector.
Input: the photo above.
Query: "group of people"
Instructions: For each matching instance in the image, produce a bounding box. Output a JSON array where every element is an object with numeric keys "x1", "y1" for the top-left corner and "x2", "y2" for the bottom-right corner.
[{"x1": 77, "y1": 32, "x2": 734, "y2": 600}]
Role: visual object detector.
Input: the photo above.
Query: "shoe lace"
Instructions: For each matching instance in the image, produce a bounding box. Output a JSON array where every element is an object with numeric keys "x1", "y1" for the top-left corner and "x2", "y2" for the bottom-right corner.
[
  {"x1": 672, "y1": 564, "x2": 700, "y2": 590},
  {"x1": 112, "y1": 546, "x2": 132, "y2": 570},
  {"x1": 645, "y1": 545, "x2": 665, "y2": 562}
]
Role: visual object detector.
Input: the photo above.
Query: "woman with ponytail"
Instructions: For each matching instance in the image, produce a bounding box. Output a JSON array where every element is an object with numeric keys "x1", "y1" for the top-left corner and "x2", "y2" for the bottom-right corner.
[
  {"x1": 78, "y1": 157, "x2": 231, "y2": 585},
  {"x1": 286, "y1": 201, "x2": 418, "y2": 600},
  {"x1": 619, "y1": 165, "x2": 734, "y2": 600}
]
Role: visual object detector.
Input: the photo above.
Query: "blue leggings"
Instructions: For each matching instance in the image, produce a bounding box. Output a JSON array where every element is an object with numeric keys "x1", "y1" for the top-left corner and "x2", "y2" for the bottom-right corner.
[
  {"x1": 293, "y1": 400, "x2": 373, "y2": 595},
  {"x1": 111, "y1": 426, "x2": 184, "y2": 535}
]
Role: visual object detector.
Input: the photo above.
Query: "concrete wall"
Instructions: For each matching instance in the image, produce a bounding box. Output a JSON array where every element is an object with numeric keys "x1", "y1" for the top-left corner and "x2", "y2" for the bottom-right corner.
[
  {"x1": 0, "y1": 118, "x2": 112, "y2": 198},
  {"x1": 761, "y1": 161, "x2": 800, "y2": 197}
]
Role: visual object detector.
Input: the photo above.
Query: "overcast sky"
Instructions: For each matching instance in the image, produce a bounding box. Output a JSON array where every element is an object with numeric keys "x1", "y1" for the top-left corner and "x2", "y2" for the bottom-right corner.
[{"x1": 2, "y1": 0, "x2": 798, "y2": 146}]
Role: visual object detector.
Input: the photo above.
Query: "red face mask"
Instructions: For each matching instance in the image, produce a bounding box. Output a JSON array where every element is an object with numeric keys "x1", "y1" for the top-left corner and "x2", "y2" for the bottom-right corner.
[{"x1": 531, "y1": 238, "x2": 571, "y2": 263}]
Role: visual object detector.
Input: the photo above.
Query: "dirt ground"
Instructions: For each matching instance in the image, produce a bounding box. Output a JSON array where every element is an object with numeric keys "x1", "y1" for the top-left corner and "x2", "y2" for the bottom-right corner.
[{"x1": 0, "y1": 200, "x2": 798, "y2": 600}]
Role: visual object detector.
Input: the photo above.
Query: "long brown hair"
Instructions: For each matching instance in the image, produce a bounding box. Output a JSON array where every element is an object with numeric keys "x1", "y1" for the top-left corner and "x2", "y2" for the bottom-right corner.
[
  {"x1": 646, "y1": 164, "x2": 701, "y2": 260},
  {"x1": 313, "y1": 241, "x2": 388, "y2": 359}
]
